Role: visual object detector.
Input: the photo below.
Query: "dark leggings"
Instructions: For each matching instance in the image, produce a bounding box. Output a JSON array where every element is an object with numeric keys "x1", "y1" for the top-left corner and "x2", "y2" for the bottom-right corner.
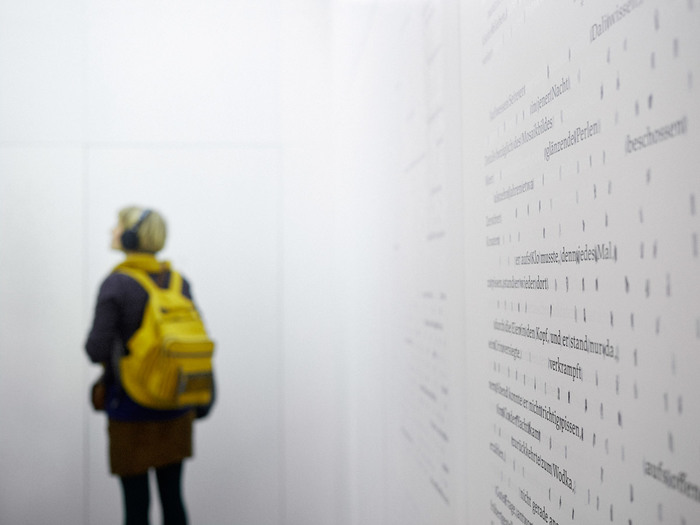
[{"x1": 120, "y1": 462, "x2": 188, "y2": 525}]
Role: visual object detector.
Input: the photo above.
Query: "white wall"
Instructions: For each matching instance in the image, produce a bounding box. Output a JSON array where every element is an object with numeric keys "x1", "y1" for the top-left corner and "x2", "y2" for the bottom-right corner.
[
  {"x1": 0, "y1": 149, "x2": 86, "y2": 524},
  {"x1": 278, "y1": 2, "x2": 346, "y2": 524},
  {"x1": 332, "y1": 3, "x2": 466, "y2": 524},
  {"x1": 1, "y1": 3, "x2": 90, "y2": 523},
  {"x1": 0, "y1": 1, "x2": 333, "y2": 524},
  {"x1": 460, "y1": 2, "x2": 700, "y2": 524},
  {"x1": 333, "y1": 1, "x2": 700, "y2": 525}
]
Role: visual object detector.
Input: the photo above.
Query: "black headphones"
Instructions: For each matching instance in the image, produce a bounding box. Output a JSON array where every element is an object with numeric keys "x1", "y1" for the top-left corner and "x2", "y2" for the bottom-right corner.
[{"x1": 121, "y1": 209, "x2": 151, "y2": 251}]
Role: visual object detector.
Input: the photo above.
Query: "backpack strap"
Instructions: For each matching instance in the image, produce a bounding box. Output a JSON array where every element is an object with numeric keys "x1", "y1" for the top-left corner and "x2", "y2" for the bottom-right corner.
[
  {"x1": 115, "y1": 266, "x2": 182, "y2": 294},
  {"x1": 168, "y1": 270, "x2": 183, "y2": 293}
]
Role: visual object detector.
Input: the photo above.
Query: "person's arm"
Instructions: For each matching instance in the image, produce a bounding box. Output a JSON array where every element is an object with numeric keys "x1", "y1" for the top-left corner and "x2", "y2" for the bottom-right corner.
[{"x1": 85, "y1": 277, "x2": 121, "y2": 363}]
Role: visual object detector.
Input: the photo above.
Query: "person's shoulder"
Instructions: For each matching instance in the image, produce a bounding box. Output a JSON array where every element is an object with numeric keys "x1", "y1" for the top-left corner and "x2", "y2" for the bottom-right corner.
[
  {"x1": 101, "y1": 270, "x2": 137, "y2": 287},
  {"x1": 98, "y1": 271, "x2": 145, "y2": 298}
]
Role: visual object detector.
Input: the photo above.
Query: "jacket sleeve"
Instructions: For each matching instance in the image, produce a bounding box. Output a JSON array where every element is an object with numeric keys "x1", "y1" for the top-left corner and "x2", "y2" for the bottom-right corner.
[{"x1": 85, "y1": 276, "x2": 121, "y2": 364}]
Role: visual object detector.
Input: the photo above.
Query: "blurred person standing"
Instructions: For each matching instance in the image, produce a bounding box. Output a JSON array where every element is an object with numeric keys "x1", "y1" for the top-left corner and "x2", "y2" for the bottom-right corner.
[{"x1": 86, "y1": 206, "x2": 214, "y2": 525}]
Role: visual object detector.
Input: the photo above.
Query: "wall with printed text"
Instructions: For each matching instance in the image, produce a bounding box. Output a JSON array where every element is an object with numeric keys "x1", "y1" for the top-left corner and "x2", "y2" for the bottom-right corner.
[
  {"x1": 333, "y1": 0, "x2": 700, "y2": 524},
  {"x1": 462, "y1": 1, "x2": 700, "y2": 524}
]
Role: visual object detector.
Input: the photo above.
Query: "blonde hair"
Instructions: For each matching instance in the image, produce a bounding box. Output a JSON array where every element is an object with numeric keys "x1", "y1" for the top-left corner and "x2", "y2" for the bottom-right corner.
[{"x1": 118, "y1": 206, "x2": 167, "y2": 253}]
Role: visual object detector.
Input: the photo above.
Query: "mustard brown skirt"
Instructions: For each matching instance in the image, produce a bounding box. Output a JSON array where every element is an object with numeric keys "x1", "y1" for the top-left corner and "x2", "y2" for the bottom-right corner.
[{"x1": 108, "y1": 411, "x2": 194, "y2": 477}]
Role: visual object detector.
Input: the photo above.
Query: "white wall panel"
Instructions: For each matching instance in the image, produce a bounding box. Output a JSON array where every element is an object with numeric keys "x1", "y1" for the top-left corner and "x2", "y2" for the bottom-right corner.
[
  {"x1": 0, "y1": 147, "x2": 85, "y2": 524},
  {"x1": 84, "y1": 0, "x2": 280, "y2": 144},
  {"x1": 332, "y1": 2, "x2": 465, "y2": 524},
  {"x1": 0, "y1": 1, "x2": 84, "y2": 142},
  {"x1": 277, "y1": 2, "x2": 345, "y2": 524}
]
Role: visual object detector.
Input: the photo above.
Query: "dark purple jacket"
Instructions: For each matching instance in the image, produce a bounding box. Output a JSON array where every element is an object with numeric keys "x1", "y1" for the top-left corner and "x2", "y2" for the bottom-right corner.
[{"x1": 86, "y1": 269, "x2": 192, "y2": 421}]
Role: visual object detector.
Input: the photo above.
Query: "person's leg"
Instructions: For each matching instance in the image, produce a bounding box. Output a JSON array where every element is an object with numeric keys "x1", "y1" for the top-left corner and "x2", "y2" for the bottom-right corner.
[
  {"x1": 155, "y1": 462, "x2": 188, "y2": 525},
  {"x1": 120, "y1": 472, "x2": 150, "y2": 525}
]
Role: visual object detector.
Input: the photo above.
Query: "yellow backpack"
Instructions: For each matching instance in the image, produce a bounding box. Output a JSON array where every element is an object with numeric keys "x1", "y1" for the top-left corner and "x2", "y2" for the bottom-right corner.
[{"x1": 116, "y1": 266, "x2": 215, "y2": 409}]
